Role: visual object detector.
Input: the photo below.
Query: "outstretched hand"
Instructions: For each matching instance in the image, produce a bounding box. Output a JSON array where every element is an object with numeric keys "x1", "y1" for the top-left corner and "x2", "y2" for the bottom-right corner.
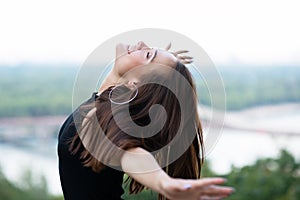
[
  {"x1": 165, "y1": 43, "x2": 193, "y2": 64},
  {"x1": 121, "y1": 148, "x2": 234, "y2": 200},
  {"x1": 160, "y1": 177, "x2": 234, "y2": 200}
]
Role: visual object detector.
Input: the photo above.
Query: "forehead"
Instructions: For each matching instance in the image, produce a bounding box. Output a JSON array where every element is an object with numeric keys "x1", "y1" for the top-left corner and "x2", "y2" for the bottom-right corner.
[{"x1": 152, "y1": 49, "x2": 177, "y2": 67}]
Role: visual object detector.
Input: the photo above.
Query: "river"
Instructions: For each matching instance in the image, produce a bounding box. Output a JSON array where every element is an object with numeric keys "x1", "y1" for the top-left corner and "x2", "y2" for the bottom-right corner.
[{"x1": 0, "y1": 104, "x2": 299, "y2": 195}]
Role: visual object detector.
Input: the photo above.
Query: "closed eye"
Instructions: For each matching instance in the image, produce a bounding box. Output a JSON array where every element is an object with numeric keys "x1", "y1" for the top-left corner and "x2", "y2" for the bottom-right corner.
[{"x1": 149, "y1": 49, "x2": 158, "y2": 62}]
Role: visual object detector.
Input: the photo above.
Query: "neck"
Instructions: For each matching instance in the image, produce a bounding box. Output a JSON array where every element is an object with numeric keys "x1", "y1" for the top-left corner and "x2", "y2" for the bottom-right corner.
[{"x1": 98, "y1": 69, "x2": 120, "y2": 94}]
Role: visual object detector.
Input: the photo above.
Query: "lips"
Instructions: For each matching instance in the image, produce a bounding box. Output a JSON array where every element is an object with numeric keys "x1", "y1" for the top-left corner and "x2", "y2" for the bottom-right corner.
[{"x1": 127, "y1": 45, "x2": 131, "y2": 54}]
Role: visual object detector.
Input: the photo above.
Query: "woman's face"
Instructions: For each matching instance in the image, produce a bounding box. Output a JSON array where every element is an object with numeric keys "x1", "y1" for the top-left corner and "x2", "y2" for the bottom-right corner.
[{"x1": 114, "y1": 41, "x2": 177, "y2": 77}]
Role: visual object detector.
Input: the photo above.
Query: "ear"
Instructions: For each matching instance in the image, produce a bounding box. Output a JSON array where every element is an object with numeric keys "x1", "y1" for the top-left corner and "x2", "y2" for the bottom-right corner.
[
  {"x1": 128, "y1": 81, "x2": 136, "y2": 85},
  {"x1": 127, "y1": 80, "x2": 138, "y2": 91}
]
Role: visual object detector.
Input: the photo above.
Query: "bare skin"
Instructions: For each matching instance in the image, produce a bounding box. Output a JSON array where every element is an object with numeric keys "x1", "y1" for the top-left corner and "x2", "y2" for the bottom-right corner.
[
  {"x1": 98, "y1": 41, "x2": 177, "y2": 93},
  {"x1": 121, "y1": 147, "x2": 234, "y2": 200}
]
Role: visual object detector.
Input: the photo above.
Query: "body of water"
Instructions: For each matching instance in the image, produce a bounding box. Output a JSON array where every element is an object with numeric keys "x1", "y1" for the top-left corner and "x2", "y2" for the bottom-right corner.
[{"x1": 0, "y1": 105, "x2": 299, "y2": 195}]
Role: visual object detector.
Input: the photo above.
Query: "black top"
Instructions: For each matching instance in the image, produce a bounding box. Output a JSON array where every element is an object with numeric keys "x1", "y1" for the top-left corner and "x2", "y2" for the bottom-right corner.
[{"x1": 57, "y1": 93, "x2": 124, "y2": 200}]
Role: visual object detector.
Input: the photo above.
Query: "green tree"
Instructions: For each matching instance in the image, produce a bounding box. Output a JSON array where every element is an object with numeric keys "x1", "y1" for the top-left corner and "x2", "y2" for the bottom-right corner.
[
  {"x1": 122, "y1": 150, "x2": 300, "y2": 199},
  {"x1": 225, "y1": 150, "x2": 300, "y2": 200},
  {"x1": 0, "y1": 166, "x2": 63, "y2": 200}
]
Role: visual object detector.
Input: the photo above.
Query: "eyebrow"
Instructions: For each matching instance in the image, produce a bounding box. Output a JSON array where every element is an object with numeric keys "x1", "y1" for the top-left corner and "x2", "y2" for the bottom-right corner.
[{"x1": 150, "y1": 49, "x2": 158, "y2": 62}]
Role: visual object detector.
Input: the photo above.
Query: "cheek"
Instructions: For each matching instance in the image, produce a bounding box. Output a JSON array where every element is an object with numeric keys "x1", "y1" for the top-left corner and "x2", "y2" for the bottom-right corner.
[
  {"x1": 115, "y1": 60, "x2": 136, "y2": 77},
  {"x1": 122, "y1": 61, "x2": 140, "y2": 75},
  {"x1": 115, "y1": 50, "x2": 148, "y2": 76},
  {"x1": 120, "y1": 57, "x2": 144, "y2": 75}
]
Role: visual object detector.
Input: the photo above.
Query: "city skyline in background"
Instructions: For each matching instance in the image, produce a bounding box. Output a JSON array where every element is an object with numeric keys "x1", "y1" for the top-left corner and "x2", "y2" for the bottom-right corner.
[{"x1": 0, "y1": 0, "x2": 299, "y2": 66}]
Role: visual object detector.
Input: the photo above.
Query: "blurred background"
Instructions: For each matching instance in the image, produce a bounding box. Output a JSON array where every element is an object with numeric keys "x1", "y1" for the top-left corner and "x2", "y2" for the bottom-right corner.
[{"x1": 0, "y1": 0, "x2": 299, "y2": 199}]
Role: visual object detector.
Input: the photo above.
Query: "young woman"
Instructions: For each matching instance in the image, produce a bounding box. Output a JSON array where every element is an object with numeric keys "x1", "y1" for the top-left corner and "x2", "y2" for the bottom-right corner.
[{"x1": 58, "y1": 41, "x2": 234, "y2": 200}]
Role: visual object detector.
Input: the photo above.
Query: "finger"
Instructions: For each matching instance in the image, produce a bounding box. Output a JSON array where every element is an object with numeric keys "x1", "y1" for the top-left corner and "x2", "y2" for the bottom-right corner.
[
  {"x1": 200, "y1": 185, "x2": 235, "y2": 196},
  {"x1": 165, "y1": 42, "x2": 172, "y2": 51},
  {"x1": 194, "y1": 178, "x2": 227, "y2": 188},
  {"x1": 200, "y1": 193, "x2": 233, "y2": 200},
  {"x1": 173, "y1": 50, "x2": 189, "y2": 55},
  {"x1": 181, "y1": 60, "x2": 193, "y2": 64},
  {"x1": 200, "y1": 196, "x2": 223, "y2": 200},
  {"x1": 177, "y1": 55, "x2": 193, "y2": 59}
]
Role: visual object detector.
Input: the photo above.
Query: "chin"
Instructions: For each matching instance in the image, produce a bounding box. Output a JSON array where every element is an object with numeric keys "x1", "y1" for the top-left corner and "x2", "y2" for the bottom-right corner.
[{"x1": 115, "y1": 43, "x2": 126, "y2": 57}]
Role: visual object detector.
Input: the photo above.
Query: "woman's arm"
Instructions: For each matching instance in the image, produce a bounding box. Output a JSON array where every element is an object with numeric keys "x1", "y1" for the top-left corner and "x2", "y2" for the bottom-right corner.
[{"x1": 121, "y1": 147, "x2": 234, "y2": 200}]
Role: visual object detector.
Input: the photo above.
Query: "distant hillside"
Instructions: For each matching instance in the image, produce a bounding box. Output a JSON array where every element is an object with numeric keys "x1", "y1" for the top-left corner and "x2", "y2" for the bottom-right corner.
[
  {"x1": 0, "y1": 65, "x2": 300, "y2": 117},
  {"x1": 0, "y1": 65, "x2": 76, "y2": 117},
  {"x1": 219, "y1": 66, "x2": 300, "y2": 110}
]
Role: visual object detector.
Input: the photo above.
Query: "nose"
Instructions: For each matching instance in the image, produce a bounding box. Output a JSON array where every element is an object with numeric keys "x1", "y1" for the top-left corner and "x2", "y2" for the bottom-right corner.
[{"x1": 136, "y1": 41, "x2": 149, "y2": 50}]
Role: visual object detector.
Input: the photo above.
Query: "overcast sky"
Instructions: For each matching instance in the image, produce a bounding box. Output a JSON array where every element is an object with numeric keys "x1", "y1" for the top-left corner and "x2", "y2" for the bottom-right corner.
[{"x1": 0, "y1": 0, "x2": 299, "y2": 66}]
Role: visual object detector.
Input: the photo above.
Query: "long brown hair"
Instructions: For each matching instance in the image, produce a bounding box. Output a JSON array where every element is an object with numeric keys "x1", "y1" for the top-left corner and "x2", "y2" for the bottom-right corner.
[{"x1": 70, "y1": 61, "x2": 204, "y2": 199}]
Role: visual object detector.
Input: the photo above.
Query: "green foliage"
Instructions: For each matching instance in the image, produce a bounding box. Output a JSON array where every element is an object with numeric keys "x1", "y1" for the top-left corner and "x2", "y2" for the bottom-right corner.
[
  {"x1": 122, "y1": 175, "x2": 157, "y2": 199},
  {"x1": 1, "y1": 65, "x2": 300, "y2": 116},
  {"x1": 200, "y1": 160, "x2": 216, "y2": 177},
  {"x1": 224, "y1": 149, "x2": 300, "y2": 200},
  {"x1": 122, "y1": 150, "x2": 300, "y2": 199},
  {"x1": 0, "y1": 166, "x2": 63, "y2": 200},
  {"x1": 0, "y1": 65, "x2": 76, "y2": 117},
  {"x1": 193, "y1": 66, "x2": 300, "y2": 110},
  {"x1": 0, "y1": 149, "x2": 299, "y2": 199}
]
